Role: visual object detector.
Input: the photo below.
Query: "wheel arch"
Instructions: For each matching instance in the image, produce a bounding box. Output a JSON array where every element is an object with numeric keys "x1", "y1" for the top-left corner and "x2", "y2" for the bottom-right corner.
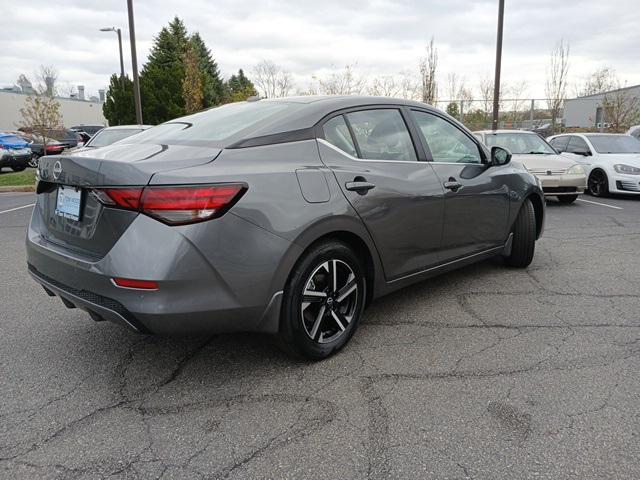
[{"x1": 526, "y1": 192, "x2": 545, "y2": 239}]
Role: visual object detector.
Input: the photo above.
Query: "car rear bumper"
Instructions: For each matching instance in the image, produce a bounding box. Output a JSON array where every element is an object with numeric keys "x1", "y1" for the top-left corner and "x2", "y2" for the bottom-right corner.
[
  {"x1": 26, "y1": 210, "x2": 296, "y2": 335},
  {"x1": 536, "y1": 173, "x2": 586, "y2": 195}
]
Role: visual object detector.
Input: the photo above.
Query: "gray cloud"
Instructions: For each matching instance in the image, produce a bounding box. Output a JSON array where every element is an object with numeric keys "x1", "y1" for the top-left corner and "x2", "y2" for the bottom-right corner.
[{"x1": 2, "y1": 0, "x2": 638, "y2": 98}]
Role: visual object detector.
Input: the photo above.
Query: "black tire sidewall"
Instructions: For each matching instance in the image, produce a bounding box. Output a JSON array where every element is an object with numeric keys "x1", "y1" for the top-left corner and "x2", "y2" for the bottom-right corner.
[
  {"x1": 281, "y1": 242, "x2": 366, "y2": 360},
  {"x1": 588, "y1": 170, "x2": 609, "y2": 197}
]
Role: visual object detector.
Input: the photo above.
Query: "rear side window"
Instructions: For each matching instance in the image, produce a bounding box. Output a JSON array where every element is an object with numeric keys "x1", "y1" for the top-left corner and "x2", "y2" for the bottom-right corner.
[
  {"x1": 549, "y1": 136, "x2": 570, "y2": 152},
  {"x1": 322, "y1": 115, "x2": 357, "y2": 157},
  {"x1": 566, "y1": 136, "x2": 590, "y2": 154},
  {"x1": 345, "y1": 109, "x2": 417, "y2": 161},
  {"x1": 128, "y1": 102, "x2": 297, "y2": 145}
]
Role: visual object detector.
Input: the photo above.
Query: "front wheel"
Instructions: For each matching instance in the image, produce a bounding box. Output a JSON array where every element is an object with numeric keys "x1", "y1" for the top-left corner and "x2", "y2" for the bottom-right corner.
[
  {"x1": 557, "y1": 195, "x2": 578, "y2": 204},
  {"x1": 28, "y1": 156, "x2": 39, "y2": 168},
  {"x1": 504, "y1": 198, "x2": 536, "y2": 268},
  {"x1": 279, "y1": 241, "x2": 366, "y2": 360},
  {"x1": 588, "y1": 170, "x2": 609, "y2": 197}
]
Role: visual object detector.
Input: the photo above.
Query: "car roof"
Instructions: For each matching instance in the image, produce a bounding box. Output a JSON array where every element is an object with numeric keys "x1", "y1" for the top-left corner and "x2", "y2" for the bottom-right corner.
[
  {"x1": 474, "y1": 129, "x2": 538, "y2": 135},
  {"x1": 98, "y1": 125, "x2": 153, "y2": 131}
]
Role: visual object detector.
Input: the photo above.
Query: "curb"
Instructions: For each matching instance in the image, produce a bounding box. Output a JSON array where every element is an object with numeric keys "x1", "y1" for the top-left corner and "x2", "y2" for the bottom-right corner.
[{"x1": 0, "y1": 185, "x2": 36, "y2": 193}]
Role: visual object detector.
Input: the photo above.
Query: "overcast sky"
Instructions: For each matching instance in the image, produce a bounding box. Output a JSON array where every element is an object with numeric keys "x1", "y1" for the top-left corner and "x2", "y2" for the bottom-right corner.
[{"x1": 3, "y1": 0, "x2": 639, "y2": 100}]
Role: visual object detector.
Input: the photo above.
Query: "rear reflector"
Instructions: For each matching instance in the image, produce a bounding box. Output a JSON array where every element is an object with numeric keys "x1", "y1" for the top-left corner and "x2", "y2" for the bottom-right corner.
[
  {"x1": 112, "y1": 278, "x2": 159, "y2": 290},
  {"x1": 94, "y1": 184, "x2": 246, "y2": 225}
]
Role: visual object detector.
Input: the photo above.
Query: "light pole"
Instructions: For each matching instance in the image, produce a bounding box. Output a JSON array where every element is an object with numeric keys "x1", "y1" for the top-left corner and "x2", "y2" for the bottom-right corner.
[
  {"x1": 99, "y1": 27, "x2": 125, "y2": 80},
  {"x1": 127, "y1": 0, "x2": 143, "y2": 124},
  {"x1": 491, "y1": 0, "x2": 505, "y2": 131}
]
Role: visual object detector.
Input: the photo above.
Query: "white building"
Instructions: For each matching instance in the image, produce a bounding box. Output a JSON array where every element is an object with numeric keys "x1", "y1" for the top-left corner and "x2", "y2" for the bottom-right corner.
[
  {"x1": 563, "y1": 84, "x2": 640, "y2": 129},
  {"x1": 0, "y1": 90, "x2": 107, "y2": 131}
]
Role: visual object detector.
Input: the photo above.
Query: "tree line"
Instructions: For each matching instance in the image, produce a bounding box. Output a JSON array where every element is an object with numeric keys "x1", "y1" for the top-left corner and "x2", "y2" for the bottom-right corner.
[{"x1": 103, "y1": 17, "x2": 257, "y2": 125}]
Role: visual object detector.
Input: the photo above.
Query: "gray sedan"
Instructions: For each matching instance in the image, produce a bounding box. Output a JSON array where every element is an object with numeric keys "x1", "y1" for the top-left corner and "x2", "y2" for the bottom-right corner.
[{"x1": 27, "y1": 96, "x2": 544, "y2": 359}]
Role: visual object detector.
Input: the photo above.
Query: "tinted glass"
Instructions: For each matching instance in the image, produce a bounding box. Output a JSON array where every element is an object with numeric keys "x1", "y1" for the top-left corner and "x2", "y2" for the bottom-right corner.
[
  {"x1": 549, "y1": 136, "x2": 570, "y2": 152},
  {"x1": 87, "y1": 128, "x2": 144, "y2": 147},
  {"x1": 322, "y1": 115, "x2": 357, "y2": 157},
  {"x1": 129, "y1": 102, "x2": 297, "y2": 145},
  {"x1": 566, "y1": 136, "x2": 590, "y2": 154},
  {"x1": 483, "y1": 133, "x2": 555, "y2": 154},
  {"x1": 412, "y1": 111, "x2": 481, "y2": 163},
  {"x1": 345, "y1": 109, "x2": 417, "y2": 161},
  {"x1": 588, "y1": 135, "x2": 640, "y2": 154}
]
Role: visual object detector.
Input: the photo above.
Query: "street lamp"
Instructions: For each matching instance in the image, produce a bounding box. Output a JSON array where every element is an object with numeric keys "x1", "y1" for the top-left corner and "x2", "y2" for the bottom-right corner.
[{"x1": 99, "y1": 27, "x2": 125, "y2": 80}]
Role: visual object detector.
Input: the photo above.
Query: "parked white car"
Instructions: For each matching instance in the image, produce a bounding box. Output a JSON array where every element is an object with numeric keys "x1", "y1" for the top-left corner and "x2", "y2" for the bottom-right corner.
[
  {"x1": 474, "y1": 130, "x2": 586, "y2": 203},
  {"x1": 548, "y1": 133, "x2": 640, "y2": 196}
]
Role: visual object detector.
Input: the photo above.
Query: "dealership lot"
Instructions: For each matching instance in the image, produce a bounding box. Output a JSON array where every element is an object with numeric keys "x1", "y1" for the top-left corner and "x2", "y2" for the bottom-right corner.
[{"x1": 1, "y1": 192, "x2": 639, "y2": 479}]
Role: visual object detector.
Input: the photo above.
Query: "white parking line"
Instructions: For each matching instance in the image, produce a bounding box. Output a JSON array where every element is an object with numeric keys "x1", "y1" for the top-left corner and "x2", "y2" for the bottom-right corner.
[
  {"x1": 577, "y1": 198, "x2": 623, "y2": 210},
  {"x1": 0, "y1": 203, "x2": 35, "y2": 215}
]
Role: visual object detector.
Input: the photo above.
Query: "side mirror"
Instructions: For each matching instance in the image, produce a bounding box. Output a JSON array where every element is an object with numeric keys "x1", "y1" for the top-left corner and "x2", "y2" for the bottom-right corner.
[{"x1": 490, "y1": 146, "x2": 511, "y2": 166}]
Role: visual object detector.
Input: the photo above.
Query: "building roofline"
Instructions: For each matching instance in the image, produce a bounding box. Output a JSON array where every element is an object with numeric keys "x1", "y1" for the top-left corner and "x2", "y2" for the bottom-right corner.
[{"x1": 567, "y1": 84, "x2": 640, "y2": 101}]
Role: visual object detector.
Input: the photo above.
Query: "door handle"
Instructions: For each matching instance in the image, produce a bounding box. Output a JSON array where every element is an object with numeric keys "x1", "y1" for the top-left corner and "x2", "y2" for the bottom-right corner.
[
  {"x1": 345, "y1": 179, "x2": 376, "y2": 194},
  {"x1": 443, "y1": 178, "x2": 463, "y2": 192}
]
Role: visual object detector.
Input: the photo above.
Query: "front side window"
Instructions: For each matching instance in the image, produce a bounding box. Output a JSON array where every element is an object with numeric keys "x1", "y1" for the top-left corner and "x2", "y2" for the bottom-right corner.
[
  {"x1": 345, "y1": 109, "x2": 417, "y2": 161},
  {"x1": 549, "y1": 136, "x2": 570, "y2": 152},
  {"x1": 566, "y1": 136, "x2": 591, "y2": 154},
  {"x1": 322, "y1": 115, "x2": 357, "y2": 157},
  {"x1": 411, "y1": 111, "x2": 482, "y2": 164}
]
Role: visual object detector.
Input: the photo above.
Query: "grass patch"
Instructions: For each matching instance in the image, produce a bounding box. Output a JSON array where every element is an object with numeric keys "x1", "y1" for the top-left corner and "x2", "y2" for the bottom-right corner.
[{"x1": 0, "y1": 169, "x2": 36, "y2": 187}]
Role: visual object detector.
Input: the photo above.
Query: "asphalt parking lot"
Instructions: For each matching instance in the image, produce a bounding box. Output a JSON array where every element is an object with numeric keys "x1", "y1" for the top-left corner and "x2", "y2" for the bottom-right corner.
[{"x1": 1, "y1": 191, "x2": 639, "y2": 479}]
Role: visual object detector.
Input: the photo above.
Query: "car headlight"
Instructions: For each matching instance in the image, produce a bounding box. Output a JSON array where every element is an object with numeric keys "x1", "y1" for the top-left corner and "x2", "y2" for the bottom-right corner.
[
  {"x1": 613, "y1": 164, "x2": 640, "y2": 175},
  {"x1": 566, "y1": 164, "x2": 585, "y2": 174}
]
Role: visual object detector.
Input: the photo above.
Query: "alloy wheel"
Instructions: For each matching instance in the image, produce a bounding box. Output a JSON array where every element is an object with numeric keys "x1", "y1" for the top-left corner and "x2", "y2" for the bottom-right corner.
[
  {"x1": 588, "y1": 170, "x2": 607, "y2": 196},
  {"x1": 300, "y1": 259, "x2": 359, "y2": 344}
]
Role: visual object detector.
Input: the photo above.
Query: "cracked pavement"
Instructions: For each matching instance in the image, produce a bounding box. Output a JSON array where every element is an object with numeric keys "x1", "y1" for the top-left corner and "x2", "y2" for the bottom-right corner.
[{"x1": 1, "y1": 192, "x2": 639, "y2": 479}]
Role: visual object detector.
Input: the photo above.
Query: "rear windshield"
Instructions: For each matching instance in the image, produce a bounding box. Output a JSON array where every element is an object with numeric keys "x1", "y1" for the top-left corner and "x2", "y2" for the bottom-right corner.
[
  {"x1": 0, "y1": 135, "x2": 25, "y2": 145},
  {"x1": 128, "y1": 101, "x2": 298, "y2": 146},
  {"x1": 88, "y1": 128, "x2": 142, "y2": 147},
  {"x1": 588, "y1": 135, "x2": 640, "y2": 154}
]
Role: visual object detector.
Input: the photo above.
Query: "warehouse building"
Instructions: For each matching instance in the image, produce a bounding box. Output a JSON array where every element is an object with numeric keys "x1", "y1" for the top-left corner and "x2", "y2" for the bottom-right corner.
[{"x1": 563, "y1": 84, "x2": 640, "y2": 129}]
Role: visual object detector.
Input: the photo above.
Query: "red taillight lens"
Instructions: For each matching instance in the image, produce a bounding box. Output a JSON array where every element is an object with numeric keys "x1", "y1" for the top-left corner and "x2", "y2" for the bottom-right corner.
[
  {"x1": 94, "y1": 184, "x2": 246, "y2": 225},
  {"x1": 113, "y1": 278, "x2": 159, "y2": 290}
]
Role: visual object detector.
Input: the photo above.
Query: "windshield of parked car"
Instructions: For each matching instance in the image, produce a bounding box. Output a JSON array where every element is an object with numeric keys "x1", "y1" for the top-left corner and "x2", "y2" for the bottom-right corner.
[
  {"x1": 86, "y1": 128, "x2": 143, "y2": 147},
  {"x1": 587, "y1": 135, "x2": 640, "y2": 154},
  {"x1": 483, "y1": 132, "x2": 556, "y2": 154},
  {"x1": 129, "y1": 101, "x2": 298, "y2": 146}
]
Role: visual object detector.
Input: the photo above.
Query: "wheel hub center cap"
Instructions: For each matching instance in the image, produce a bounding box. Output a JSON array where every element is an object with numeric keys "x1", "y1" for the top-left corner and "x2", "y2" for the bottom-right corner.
[{"x1": 326, "y1": 297, "x2": 334, "y2": 308}]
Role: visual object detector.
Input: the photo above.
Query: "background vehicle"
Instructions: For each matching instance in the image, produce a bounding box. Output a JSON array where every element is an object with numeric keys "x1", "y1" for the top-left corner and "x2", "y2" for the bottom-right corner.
[
  {"x1": 70, "y1": 125, "x2": 105, "y2": 137},
  {"x1": 0, "y1": 133, "x2": 32, "y2": 172},
  {"x1": 474, "y1": 130, "x2": 586, "y2": 204},
  {"x1": 549, "y1": 133, "x2": 640, "y2": 196},
  {"x1": 28, "y1": 97, "x2": 544, "y2": 359},
  {"x1": 69, "y1": 125, "x2": 152, "y2": 153},
  {"x1": 628, "y1": 125, "x2": 640, "y2": 141}
]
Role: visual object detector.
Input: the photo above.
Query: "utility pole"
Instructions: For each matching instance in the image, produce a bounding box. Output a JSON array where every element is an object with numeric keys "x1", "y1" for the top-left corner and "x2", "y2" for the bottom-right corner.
[
  {"x1": 127, "y1": 0, "x2": 143, "y2": 124},
  {"x1": 491, "y1": 0, "x2": 505, "y2": 131}
]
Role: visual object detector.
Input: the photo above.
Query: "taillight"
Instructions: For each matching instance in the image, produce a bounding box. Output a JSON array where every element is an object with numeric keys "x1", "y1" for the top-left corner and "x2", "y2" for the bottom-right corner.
[
  {"x1": 112, "y1": 278, "x2": 159, "y2": 290},
  {"x1": 94, "y1": 184, "x2": 246, "y2": 225}
]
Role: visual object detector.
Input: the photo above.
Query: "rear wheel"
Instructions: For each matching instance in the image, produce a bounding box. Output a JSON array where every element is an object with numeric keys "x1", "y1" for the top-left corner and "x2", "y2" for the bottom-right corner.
[
  {"x1": 11, "y1": 166, "x2": 26, "y2": 172},
  {"x1": 588, "y1": 169, "x2": 609, "y2": 197},
  {"x1": 279, "y1": 241, "x2": 366, "y2": 360},
  {"x1": 557, "y1": 194, "x2": 578, "y2": 204},
  {"x1": 504, "y1": 198, "x2": 536, "y2": 268},
  {"x1": 28, "y1": 156, "x2": 39, "y2": 168}
]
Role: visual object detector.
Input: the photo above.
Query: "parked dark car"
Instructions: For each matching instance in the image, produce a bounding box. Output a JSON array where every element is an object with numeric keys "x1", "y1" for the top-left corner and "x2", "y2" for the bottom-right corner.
[
  {"x1": 18, "y1": 127, "x2": 81, "y2": 150},
  {"x1": 10, "y1": 132, "x2": 65, "y2": 166},
  {"x1": 28, "y1": 96, "x2": 545, "y2": 359},
  {"x1": 70, "y1": 125, "x2": 105, "y2": 137},
  {"x1": 0, "y1": 133, "x2": 32, "y2": 172}
]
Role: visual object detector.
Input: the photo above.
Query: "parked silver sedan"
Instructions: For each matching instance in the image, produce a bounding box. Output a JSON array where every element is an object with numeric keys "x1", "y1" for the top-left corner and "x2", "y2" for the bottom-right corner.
[{"x1": 474, "y1": 130, "x2": 587, "y2": 204}]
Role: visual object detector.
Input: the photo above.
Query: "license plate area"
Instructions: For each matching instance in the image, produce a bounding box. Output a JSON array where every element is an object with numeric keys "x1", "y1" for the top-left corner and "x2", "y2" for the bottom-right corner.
[{"x1": 55, "y1": 186, "x2": 83, "y2": 221}]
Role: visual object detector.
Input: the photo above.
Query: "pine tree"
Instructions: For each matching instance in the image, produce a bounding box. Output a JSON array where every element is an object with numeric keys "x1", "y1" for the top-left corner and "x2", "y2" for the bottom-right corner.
[
  {"x1": 140, "y1": 17, "x2": 190, "y2": 124},
  {"x1": 224, "y1": 69, "x2": 257, "y2": 102},
  {"x1": 182, "y1": 46, "x2": 204, "y2": 114},
  {"x1": 103, "y1": 74, "x2": 137, "y2": 125},
  {"x1": 190, "y1": 32, "x2": 224, "y2": 107}
]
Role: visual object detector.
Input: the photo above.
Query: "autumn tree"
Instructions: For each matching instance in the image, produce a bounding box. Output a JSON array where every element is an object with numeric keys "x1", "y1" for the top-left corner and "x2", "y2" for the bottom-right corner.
[
  {"x1": 19, "y1": 68, "x2": 62, "y2": 155},
  {"x1": 544, "y1": 39, "x2": 570, "y2": 133},
  {"x1": 182, "y1": 45, "x2": 204, "y2": 114},
  {"x1": 602, "y1": 85, "x2": 640, "y2": 132},
  {"x1": 190, "y1": 32, "x2": 225, "y2": 107}
]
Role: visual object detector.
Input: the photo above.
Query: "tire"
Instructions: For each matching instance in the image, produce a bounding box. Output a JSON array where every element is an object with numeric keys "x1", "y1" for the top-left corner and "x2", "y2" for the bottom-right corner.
[
  {"x1": 557, "y1": 195, "x2": 578, "y2": 204},
  {"x1": 11, "y1": 166, "x2": 27, "y2": 172},
  {"x1": 588, "y1": 169, "x2": 609, "y2": 197},
  {"x1": 28, "y1": 156, "x2": 39, "y2": 168},
  {"x1": 504, "y1": 198, "x2": 536, "y2": 268},
  {"x1": 279, "y1": 241, "x2": 366, "y2": 360}
]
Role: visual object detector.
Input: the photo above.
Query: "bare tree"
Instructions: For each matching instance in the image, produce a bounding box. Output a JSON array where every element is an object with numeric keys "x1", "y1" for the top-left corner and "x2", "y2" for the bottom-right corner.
[
  {"x1": 577, "y1": 66, "x2": 617, "y2": 97},
  {"x1": 36, "y1": 65, "x2": 58, "y2": 97},
  {"x1": 602, "y1": 84, "x2": 640, "y2": 132},
  {"x1": 369, "y1": 75, "x2": 400, "y2": 97},
  {"x1": 16, "y1": 74, "x2": 33, "y2": 93},
  {"x1": 252, "y1": 60, "x2": 294, "y2": 98},
  {"x1": 508, "y1": 80, "x2": 529, "y2": 123},
  {"x1": 315, "y1": 64, "x2": 365, "y2": 96},
  {"x1": 478, "y1": 75, "x2": 494, "y2": 119},
  {"x1": 544, "y1": 39, "x2": 570, "y2": 133},
  {"x1": 445, "y1": 72, "x2": 460, "y2": 101},
  {"x1": 398, "y1": 71, "x2": 421, "y2": 101},
  {"x1": 419, "y1": 37, "x2": 438, "y2": 105}
]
